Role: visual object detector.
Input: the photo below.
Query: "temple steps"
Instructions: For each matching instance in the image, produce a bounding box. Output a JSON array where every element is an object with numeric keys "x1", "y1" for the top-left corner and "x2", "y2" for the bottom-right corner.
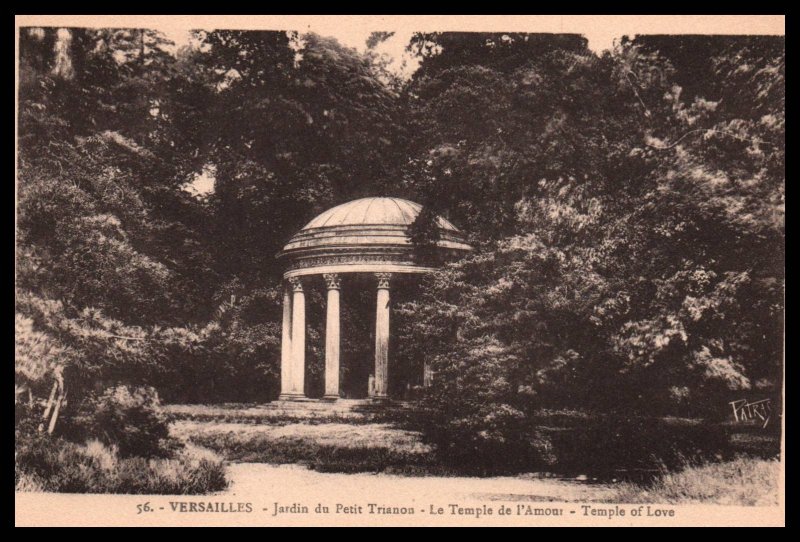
[{"x1": 163, "y1": 399, "x2": 413, "y2": 425}]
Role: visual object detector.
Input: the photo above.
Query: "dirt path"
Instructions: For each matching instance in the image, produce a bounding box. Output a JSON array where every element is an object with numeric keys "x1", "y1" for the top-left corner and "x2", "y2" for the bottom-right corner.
[{"x1": 223, "y1": 462, "x2": 618, "y2": 503}]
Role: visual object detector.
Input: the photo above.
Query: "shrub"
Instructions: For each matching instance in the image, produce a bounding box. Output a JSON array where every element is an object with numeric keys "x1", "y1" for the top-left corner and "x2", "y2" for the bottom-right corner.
[
  {"x1": 151, "y1": 320, "x2": 280, "y2": 404},
  {"x1": 15, "y1": 433, "x2": 228, "y2": 494},
  {"x1": 409, "y1": 400, "x2": 734, "y2": 478},
  {"x1": 410, "y1": 401, "x2": 557, "y2": 475},
  {"x1": 405, "y1": 331, "x2": 560, "y2": 475},
  {"x1": 74, "y1": 385, "x2": 182, "y2": 459},
  {"x1": 546, "y1": 415, "x2": 732, "y2": 478}
]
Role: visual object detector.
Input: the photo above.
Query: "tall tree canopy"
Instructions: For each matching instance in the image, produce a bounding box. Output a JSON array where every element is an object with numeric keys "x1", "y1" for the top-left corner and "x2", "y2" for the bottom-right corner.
[{"x1": 397, "y1": 33, "x2": 784, "y2": 437}]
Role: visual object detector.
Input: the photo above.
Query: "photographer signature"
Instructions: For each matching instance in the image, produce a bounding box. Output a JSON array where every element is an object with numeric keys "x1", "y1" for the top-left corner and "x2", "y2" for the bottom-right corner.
[{"x1": 729, "y1": 398, "x2": 772, "y2": 428}]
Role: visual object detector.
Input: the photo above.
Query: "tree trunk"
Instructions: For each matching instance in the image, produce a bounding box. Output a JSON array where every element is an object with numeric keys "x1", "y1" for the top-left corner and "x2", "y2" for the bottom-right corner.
[
  {"x1": 47, "y1": 376, "x2": 65, "y2": 435},
  {"x1": 140, "y1": 29, "x2": 146, "y2": 66},
  {"x1": 51, "y1": 28, "x2": 74, "y2": 79},
  {"x1": 38, "y1": 380, "x2": 59, "y2": 432}
]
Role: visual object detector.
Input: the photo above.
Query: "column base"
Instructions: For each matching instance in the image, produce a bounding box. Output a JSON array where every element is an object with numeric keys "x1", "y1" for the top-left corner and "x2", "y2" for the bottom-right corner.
[
  {"x1": 369, "y1": 394, "x2": 390, "y2": 403},
  {"x1": 321, "y1": 394, "x2": 340, "y2": 402}
]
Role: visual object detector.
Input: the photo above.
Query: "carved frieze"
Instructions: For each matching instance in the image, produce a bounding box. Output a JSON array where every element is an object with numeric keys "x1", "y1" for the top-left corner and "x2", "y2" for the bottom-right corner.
[{"x1": 286, "y1": 251, "x2": 413, "y2": 272}]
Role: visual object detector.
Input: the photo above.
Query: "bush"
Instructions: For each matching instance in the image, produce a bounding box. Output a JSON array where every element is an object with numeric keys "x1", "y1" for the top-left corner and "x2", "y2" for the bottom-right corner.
[
  {"x1": 150, "y1": 320, "x2": 280, "y2": 404},
  {"x1": 15, "y1": 433, "x2": 228, "y2": 494},
  {"x1": 546, "y1": 415, "x2": 732, "y2": 478},
  {"x1": 74, "y1": 385, "x2": 182, "y2": 459},
  {"x1": 410, "y1": 401, "x2": 557, "y2": 475},
  {"x1": 406, "y1": 331, "x2": 559, "y2": 475},
  {"x1": 409, "y1": 398, "x2": 734, "y2": 478}
]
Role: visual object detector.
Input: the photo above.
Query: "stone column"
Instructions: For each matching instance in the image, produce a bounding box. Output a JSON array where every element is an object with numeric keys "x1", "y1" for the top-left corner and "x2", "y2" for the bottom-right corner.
[
  {"x1": 323, "y1": 273, "x2": 341, "y2": 400},
  {"x1": 288, "y1": 277, "x2": 306, "y2": 399},
  {"x1": 372, "y1": 272, "x2": 391, "y2": 400},
  {"x1": 278, "y1": 285, "x2": 293, "y2": 399}
]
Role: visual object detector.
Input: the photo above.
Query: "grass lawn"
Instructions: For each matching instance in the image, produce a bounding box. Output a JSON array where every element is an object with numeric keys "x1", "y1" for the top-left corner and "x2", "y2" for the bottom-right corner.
[
  {"x1": 604, "y1": 457, "x2": 780, "y2": 505},
  {"x1": 172, "y1": 420, "x2": 437, "y2": 473}
]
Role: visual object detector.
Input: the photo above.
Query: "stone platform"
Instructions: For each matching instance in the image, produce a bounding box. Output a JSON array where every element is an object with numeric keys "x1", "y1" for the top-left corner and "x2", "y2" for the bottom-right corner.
[{"x1": 163, "y1": 399, "x2": 413, "y2": 425}]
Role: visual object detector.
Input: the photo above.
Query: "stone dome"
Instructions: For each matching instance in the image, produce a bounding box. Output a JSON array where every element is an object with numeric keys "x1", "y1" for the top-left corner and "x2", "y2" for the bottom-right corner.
[
  {"x1": 303, "y1": 197, "x2": 457, "y2": 230},
  {"x1": 279, "y1": 197, "x2": 471, "y2": 278}
]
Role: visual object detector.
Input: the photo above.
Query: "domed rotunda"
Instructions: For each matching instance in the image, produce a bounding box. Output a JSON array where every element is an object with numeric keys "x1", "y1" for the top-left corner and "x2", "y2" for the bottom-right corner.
[{"x1": 276, "y1": 197, "x2": 471, "y2": 401}]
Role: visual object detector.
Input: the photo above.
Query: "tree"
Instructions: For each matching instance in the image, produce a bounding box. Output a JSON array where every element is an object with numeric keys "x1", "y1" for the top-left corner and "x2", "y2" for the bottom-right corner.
[
  {"x1": 16, "y1": 27, "x2": 223, "y2": 435},
  {"x1": 195, "y1": 31, "x2": 408, "y2": 283},
  {"x1": 398, "y1": 33, "x2": 784, "y2": 465}
]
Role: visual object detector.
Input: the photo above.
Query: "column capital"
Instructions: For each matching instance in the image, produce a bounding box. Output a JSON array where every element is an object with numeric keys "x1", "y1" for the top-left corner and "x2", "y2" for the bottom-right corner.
[
  {"x1": 288, "y1": 277, "x2": 304, "y2": 292},
  {"x1": 375, "y1": 272, "x2": 392, "y2": 289},
  {"x1": 323, "y1": 273, "x2": 342, "y2": 290}
]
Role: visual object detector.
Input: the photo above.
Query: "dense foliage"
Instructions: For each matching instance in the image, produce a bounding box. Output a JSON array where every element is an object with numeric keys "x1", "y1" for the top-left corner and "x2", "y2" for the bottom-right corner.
[
  {"x1": 71, "y1": 385, "x2": 180, "y2": 458},
  {"x1": 15, "y1": 433, "x2": 227, "y2": 494},
  {"x1": 16, "y1": 28, "x2": 783, "y2": 475},
  {"x1": 395, "y1": 34, "x2": 783, "y2": 463}
]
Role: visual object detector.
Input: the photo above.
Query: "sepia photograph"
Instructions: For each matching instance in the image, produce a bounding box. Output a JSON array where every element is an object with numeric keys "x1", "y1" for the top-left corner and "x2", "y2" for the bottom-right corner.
[{"x1": 14, "y1": 15, "x2": 784, "y2": 527}]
